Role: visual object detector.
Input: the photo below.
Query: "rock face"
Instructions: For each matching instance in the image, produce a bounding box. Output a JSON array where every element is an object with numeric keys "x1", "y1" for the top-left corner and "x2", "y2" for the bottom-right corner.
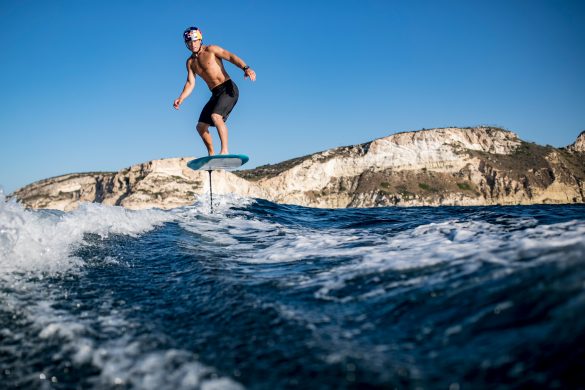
[
  {"x1": 10, "y1": 127, "x2": 585, "y2": 210},
  {"x1": 11, "y1": 158, "x2": 268, "y2": 211},
  {"x1": 567, "y1": 131, "x2": 585, "y2": 153}
]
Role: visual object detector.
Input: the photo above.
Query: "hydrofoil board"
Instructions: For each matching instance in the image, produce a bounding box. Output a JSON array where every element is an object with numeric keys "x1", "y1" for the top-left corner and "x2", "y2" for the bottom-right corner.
[{"x1": 187, "y1": 154, "x2": 249, "y2": 171}]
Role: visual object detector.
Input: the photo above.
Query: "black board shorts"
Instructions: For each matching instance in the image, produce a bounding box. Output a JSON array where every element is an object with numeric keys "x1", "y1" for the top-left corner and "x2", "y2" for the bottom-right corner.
[{"x1": 198, "y1": 79, "x2": 239, "y2": 126}]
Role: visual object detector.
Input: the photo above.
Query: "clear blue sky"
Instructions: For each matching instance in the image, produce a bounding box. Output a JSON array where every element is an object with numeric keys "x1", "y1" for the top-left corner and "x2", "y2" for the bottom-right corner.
[{"x1": 1, "y1": 0, "x2": 584, "y2": 194}]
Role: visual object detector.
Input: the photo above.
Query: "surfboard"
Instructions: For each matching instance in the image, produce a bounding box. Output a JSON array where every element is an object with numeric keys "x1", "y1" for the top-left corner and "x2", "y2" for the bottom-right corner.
[{"x1": 187, "y1": 154, "x2": 249, "y2": 171}]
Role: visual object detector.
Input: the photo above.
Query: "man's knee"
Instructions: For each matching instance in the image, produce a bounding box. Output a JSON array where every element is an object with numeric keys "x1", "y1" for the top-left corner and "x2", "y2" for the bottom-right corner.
[
  {"x1": 210, "y1": 113, "x2": 224, "y2": 125},
  {"x1": 196, "y1": 122, "x2": 209, "y2": 133}
]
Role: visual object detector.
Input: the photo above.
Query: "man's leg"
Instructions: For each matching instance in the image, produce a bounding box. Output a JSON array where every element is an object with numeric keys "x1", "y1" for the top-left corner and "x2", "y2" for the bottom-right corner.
[
  {"x1": 211, "y1": 113, "x2": 229, "y2": 154},
  {"x1": 196, "y1": 122, "x2": 215, "y2": 156}
]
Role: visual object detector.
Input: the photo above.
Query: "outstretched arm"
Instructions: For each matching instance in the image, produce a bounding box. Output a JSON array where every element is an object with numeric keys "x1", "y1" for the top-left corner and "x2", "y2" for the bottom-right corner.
[
  {"x1": 209, "y1": 45, "x2": 256, "y2": 82},
  {"x1": 173, "y1": 59, "x2": 196, "y2": 109}
]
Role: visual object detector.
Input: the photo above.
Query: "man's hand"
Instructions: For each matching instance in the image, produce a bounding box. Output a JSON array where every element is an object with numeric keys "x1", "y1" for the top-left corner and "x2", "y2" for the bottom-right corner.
[
  {"x1": 244, "y1": 68, "x2": 256, "y2": 82},
  {"x1": 173, "y1": 98, "x2": 183, "y2": 110}
]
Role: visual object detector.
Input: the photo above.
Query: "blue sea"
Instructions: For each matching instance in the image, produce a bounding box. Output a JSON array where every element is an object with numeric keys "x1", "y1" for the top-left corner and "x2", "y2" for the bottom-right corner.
[{"x1": 1, "y1": 190, "x2": 585, "y2": 389}]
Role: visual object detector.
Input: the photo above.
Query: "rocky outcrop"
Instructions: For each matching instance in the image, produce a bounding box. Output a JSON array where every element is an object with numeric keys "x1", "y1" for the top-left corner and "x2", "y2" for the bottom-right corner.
[
  {"x1": 9, "y1": 127, "x2": 585, "y2": 210},
  {"x1": 566, "y1": 131, "x2": 585, "y2": 153},
  {"x1": 11, "y1": 158, "x2": 268, "y2": 211}
]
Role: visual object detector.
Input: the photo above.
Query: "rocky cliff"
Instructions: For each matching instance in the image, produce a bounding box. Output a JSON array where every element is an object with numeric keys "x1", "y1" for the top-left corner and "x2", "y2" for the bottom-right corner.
[
  {"x1": 567, "y1": 131, "x2": 585, "y2": 153},
  {"x1": 9, "y1": 127, "x2": 585, "y2": 210},
  {"x1": 10, "y1": 159, "x2": 268, "y2": 211}
]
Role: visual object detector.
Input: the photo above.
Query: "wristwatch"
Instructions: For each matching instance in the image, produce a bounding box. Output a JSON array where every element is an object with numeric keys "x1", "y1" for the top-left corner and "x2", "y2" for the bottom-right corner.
[{"x1": 242, "y1": 66, "x2": 250, "y2": 72}]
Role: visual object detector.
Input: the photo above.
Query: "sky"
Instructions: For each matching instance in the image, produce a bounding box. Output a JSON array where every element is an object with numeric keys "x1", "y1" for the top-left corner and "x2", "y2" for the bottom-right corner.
[{"x1": 1, "y1": 0, "x2": 584, "y2": 194}]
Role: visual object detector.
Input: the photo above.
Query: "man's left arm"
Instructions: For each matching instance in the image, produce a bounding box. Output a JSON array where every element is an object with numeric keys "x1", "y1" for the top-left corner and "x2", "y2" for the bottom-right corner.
[{"x1": 209, "y1": 45, "x2": 256, "y2": 81}]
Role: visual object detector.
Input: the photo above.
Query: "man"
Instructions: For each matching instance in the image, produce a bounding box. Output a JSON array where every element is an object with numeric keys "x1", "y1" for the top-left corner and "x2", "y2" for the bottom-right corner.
[{"x1": 173, "y1": 26, "x2": 256, "y2": 156}]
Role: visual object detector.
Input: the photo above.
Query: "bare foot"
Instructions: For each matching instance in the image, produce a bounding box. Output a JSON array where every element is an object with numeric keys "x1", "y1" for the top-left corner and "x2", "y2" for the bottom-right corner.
[{"x1": 219, "y1": 149, "x2": 229, "y2": 155}]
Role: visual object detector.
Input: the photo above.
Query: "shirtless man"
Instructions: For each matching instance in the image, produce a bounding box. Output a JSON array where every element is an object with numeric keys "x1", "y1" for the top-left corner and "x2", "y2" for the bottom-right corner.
[{"x1": 173, "y1": 27, "x2": 256, "y2": 156}]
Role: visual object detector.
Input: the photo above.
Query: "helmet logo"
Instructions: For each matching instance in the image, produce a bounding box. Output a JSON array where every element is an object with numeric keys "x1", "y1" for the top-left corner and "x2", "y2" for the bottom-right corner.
[{"x1": 183, "y1": 27, "x2": 203, "y2": 42}]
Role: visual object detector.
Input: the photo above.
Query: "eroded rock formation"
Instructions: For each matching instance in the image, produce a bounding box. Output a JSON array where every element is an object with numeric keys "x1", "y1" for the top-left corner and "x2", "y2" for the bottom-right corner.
[{"x1": 10, "y1": 127, "x2": 585, "y2": 210}]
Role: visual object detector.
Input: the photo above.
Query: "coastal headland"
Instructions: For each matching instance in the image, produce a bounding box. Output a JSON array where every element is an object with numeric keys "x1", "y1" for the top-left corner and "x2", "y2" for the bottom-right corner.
[{"x1": 10, "y1": 127, "x2": 585, "y2": 211}]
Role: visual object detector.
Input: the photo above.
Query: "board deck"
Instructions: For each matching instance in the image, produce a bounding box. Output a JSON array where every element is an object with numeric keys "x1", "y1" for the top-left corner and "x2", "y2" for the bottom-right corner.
[{"x1": 187, "y1": 154, "x2": 249, "y2": 171}]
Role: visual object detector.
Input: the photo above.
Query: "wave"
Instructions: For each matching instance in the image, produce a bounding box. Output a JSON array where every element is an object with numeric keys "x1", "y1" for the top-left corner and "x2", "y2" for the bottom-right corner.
[
  {"x1": 2, "y1": 190, "x2": 585, "y2": 388},
  {"x1": 0, "y1": 194, "x2": 173, "y2": 275},
  {"x1": 0, "y1": 192, "x2": 243, "y2": 389}
]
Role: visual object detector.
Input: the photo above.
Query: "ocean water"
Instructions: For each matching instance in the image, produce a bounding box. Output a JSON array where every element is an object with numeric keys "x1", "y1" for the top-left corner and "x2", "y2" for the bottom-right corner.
[{"x1": 1, "y1": 189, "x2": 585, "y2": 389}]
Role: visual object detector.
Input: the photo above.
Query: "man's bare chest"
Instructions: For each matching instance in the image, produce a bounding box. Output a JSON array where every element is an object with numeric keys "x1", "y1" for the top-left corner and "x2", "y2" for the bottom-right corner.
[{"x1": 192, "y1": 53, "x2": 222, "y2": 74}]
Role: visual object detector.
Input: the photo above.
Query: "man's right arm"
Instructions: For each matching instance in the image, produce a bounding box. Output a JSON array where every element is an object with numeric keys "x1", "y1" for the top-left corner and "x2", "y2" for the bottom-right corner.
[{"x1": 173, "y1": 59, "x2": 196, "y2": 109}]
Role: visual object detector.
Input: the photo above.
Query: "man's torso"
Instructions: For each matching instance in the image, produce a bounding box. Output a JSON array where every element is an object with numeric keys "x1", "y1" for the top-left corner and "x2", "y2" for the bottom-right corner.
[{"x1": 189, "y1": 46, "x2": 230, "y2": 90}]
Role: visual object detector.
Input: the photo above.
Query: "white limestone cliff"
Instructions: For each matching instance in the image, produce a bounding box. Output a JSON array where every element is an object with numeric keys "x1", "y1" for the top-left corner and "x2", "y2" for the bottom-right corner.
[
  {"x1": 12, "y1": 158, "x2": 267, "y2": 211},
  {"x1": 10, "y1": 127, "x2": 585, "y2": 210},
  {"x1": 567, "y1": 131, "x2": 585, "y2": 153},
  {"x1": 255, "y1": 127, "x2": 523, "y2": 206}
]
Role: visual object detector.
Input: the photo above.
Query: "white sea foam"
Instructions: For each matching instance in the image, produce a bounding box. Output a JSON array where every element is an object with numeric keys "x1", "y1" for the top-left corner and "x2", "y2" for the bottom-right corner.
[
  {"x1": 6, "y1": 283, "x2": 243, "y2": 390},
  {"x1": 308, "y1": 218, "x2": 585, "y2": 300},
  {"x1": 174, "y1": 195, "x2": 262, "y2": 250},
  {"x1": 237, "y1": 217, "x2": 583, "y2": 270},
  {"x1": 0, "y1": 192, "x2": 247, "y2": 388},
  {"x1": 175, "y1": 206, "x2": 585, "y2": 302},
  {"x1": 187, "y1": 193, "x2": 256, "y2": 215},
  {"x1": 0, "y1": 197, "x2": 173, "y2": 275},
  {"x1": 90, "y1": 345, "x2": 243, "y2": 390}
]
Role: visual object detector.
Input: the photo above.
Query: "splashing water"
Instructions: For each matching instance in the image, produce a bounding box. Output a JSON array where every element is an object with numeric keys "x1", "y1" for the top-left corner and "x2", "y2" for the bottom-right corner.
[{"x1": 1, "y1": 193, "x2": 584, "y2": 388}]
